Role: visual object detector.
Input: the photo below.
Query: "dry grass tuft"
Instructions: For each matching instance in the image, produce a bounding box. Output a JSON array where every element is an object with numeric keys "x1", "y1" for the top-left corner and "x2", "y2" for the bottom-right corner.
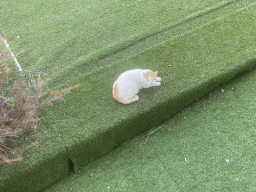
[{"x1": 0, "y1": 39, "x2": 79, "y2": 164}]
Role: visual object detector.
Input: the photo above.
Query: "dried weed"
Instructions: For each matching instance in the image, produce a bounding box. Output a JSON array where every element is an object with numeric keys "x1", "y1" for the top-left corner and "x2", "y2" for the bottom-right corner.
[{"x1": 0, "y1": 39, "x2": 79, "y2": 164}]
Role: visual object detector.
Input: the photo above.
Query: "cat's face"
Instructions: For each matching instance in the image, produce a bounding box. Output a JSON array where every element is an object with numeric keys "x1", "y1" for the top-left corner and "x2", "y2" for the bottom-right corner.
[{"x1": 143, "y1": 70, "x2": 158, "y2": 81}]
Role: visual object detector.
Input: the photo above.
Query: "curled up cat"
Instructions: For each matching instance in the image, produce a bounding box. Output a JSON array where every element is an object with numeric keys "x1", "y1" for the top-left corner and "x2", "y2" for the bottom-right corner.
[{"x1": 112, "y1": 69, "x2": 161, "y2": 104}]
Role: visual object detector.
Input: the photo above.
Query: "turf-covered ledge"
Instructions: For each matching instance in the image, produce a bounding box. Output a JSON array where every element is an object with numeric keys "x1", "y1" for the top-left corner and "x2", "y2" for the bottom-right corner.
[
  {"x1": 39, "y1": 3, "x2": 256, "y2": 171},
  {"x1": 61, "y1": 59, "x2": 256, "y2": 172},
  {"x1": 48, "y1": 59, "x2": 256, "y2": 174},
  {"x1": 0, "y1": 127, "x2": 69, "y2": 192}
]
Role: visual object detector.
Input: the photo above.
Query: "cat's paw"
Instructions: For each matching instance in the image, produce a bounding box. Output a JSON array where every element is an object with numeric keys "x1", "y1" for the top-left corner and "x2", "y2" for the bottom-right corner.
[
  {"x1": 154, "y1": 82, "x2": 161, "y2": 86},
  {"x1": 135, "y1": 95, "x2": 139, "y2": 101},
  {"x1": 156, "y1": 77, "x2": 161, "y2": 82}
]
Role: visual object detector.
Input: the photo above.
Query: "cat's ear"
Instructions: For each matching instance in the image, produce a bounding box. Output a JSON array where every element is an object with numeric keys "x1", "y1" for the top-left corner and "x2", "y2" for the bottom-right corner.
[{"x1": 155, "y1": 71, "x2": 158, "y2": 76}]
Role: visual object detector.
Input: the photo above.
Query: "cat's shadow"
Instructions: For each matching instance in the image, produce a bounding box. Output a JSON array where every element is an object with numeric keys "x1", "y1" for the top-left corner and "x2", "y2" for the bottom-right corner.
[{"x1": 139, "y1": 87, "x2": 158, "y2": 98}]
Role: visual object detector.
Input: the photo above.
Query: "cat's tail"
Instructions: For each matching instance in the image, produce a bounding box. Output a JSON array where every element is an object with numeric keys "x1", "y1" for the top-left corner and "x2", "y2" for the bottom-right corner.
[{"x1": 112, "y1": 84, "x2": 139, "y2": 104}]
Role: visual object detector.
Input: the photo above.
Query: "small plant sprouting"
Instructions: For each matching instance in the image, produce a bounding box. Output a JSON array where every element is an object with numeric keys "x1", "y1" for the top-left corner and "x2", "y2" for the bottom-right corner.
[{"x1": 0, "y1": 96, "x2": 15, "y2": 106}]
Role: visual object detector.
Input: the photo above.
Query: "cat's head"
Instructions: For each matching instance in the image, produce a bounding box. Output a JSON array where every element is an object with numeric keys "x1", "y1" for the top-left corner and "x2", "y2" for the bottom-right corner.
[{"x1": 143, "y1": 70, "x2": 158, "y2": 81}]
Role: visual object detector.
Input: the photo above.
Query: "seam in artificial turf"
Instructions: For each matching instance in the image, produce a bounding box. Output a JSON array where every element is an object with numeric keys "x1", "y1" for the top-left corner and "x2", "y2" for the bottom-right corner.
[{"x1": 68, "y1": 158, "x2": 75, "y2": 173}]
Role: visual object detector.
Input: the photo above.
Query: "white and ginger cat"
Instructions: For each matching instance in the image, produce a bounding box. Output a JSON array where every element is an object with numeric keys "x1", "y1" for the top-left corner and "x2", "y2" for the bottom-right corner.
[{"x1": 112, "y1": 69, "x2": 161, "y2": 104}]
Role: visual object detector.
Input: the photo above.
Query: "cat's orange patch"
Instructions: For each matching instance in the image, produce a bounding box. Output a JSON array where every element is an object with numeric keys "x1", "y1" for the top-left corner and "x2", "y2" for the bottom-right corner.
[
  {"x1": 113, "y1": 84, "x2": 119, "y2": 100},
  {"x1": 113, "y1": 84, "x2": 138, "y2": 104},
  {"x1": 144, "y1": 71, "x2": 158, "y2": 80}
]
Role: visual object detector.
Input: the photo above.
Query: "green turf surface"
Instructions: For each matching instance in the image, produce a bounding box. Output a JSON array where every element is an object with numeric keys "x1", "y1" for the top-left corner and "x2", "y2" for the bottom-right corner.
[
  {"x1": 40, "y1": 2, "x2": 256, "y2": 172},
  {"x1": 0, "y1": 126, "x2": 69, "y2": 192},
  {"x1": 1, "y1": 0, "x2": 256, "y2": 191},
  {"x1": 0, "y1": 0, "x2": 239, "y2": 87},
  {"x1": 43, "y1": 65, "x2": 256, "y2": 192}
]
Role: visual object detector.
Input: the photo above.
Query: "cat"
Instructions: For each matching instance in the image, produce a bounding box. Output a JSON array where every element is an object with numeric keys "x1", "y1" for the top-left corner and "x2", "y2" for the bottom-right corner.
[{"x1": 112, "y1": 69, "x2": 161, "y2": 104}]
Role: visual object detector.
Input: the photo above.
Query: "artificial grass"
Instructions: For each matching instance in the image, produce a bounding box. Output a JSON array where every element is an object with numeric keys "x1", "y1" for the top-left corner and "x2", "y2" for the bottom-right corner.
[
  {"x1": 0, "y1": 126, "x2": 69, "y2": 192},
  {"x1": 145, "y1": 68, "x2": 256, "y2": 191},
  {"x1": 44, "y1": 134, "x2": 180, "y2": 191},
  {"x1": 40, "y1": 2, "x2": 256, "y2": 172},
  {"x1": 43, "y1": 66, "x2": 256, "y2": 191},
  {"x1": 48, "y1": 0, "x2": 256, "y2": 89},
  {"x1": 1, "y1": 0, "x2": 233, "y2": 86},
  {"x1": 1, "y1": 0, "x2": 256, "y2": 191}
]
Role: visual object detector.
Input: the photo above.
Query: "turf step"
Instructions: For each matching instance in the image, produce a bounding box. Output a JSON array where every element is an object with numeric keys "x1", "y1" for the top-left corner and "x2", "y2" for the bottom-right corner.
[
  {"x1": 44, "y1": 62, "x2": 256, "y2": 192},
  {"x1": 1, "y1": 2, "x2": 256, "y2": 192}
]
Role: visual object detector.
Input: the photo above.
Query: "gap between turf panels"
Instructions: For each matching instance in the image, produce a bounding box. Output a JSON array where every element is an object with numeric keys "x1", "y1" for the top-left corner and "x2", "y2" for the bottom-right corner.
[{"x1": 58, "y1": 132, "x2": 76, "y2": 174}]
